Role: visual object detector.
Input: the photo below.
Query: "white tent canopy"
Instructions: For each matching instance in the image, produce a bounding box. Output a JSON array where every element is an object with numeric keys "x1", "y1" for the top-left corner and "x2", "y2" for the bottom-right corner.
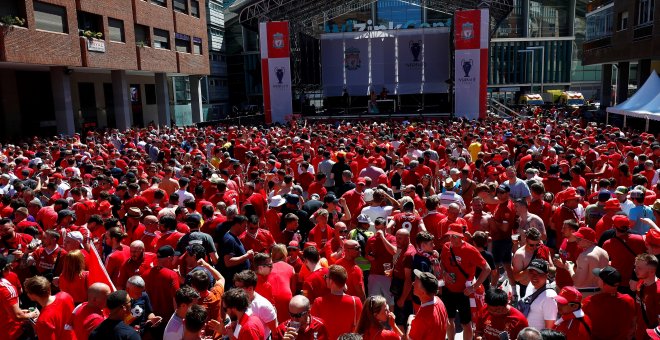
[{"x1": 607, "y1": 71, "x2": 660, "y2": 121}]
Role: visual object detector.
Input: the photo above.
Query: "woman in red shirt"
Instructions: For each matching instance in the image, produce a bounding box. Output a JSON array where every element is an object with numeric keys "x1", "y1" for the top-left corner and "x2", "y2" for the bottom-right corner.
[
  {"x1": 356, "y1": 295, "x2": 403, "y2": 339},
  {"x1": 56, "y1": 249, "x2": 89, "y2": 304}
]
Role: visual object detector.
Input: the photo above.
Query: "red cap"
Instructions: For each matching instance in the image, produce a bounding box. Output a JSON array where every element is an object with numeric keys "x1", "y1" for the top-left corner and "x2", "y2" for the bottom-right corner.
[
  {"x1": 573, "y1": 227, "x2": 596, "y2": 243},
  {"x1": 612, "y1": 215, "x2": 631, "y2": 230},
  {"x1": 304, "y1": 242, "x2": 318, "y2": 250},
  {"x1": 645, "y1": 229, "x2": 660, "y2": 248},
  {"x1": 51, "y1": 173, "x2": 64, "y2": 179},
  {"x1": 554, "y1": 286, "x2": 582, "y2": 305},
  {"x1": 287, "y1": 240, "x2": 300, "y2": 249},
  {"x1": 604, "y1": 198, "x2": 621, "y2": 211},
  {"x1": 445, "y1": 223, "x2": 465, "y2": 237},
  {"x1": 356, "y1": 177, "x2": 366, "y2": 185}
]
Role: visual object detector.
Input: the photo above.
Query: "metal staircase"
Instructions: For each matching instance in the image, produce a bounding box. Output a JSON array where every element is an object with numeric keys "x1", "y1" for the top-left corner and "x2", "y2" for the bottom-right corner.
[{"x1": 489, "y1": 97, "x2": 519, "y2": 120}]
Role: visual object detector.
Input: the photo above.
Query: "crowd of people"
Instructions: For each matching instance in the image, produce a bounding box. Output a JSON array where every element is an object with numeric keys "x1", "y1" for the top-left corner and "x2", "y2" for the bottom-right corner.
[{"x1": 0, "y1": 115, "x2": 658, "y2": 340}]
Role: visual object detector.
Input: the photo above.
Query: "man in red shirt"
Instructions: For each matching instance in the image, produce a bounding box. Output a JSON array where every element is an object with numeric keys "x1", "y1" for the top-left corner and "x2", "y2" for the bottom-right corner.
[
  {"x1": 143, "y1": 246, "x2": 181, "y2": 327},
  {"x1": 388, "y1": 201, "x2": 426, "y2": 246},
  {"x1": 0, "y1": 218, "x2": 33, "y2": 259},
  {"x1": 602, "y1": 215, "x2": 646, "y2": 295},
  {"x1": 239, "y1": 215, "x2": 276, "y2": 253},
  {"x1": 583, "y1": 266, "x2": 635, "y2": 340},
  {"x1": 156, "y1": 215, "x2": 184, "y2": 252},
  {"x1": 335, "y1": 240, "x2": 366, "y2": 301},
  {"x1": 390, "y1": 228, "x2": 416, "y2": 327},
  {"x1": 475, "y1": 288, "x2": 528, "y2": 340},
  {"x1": 301, "y1": 246, "x2": 329, "y2": 302},
  {"x1": 274, "y1": 295, "x2": 328, "y2": 340},
  {"x1": 552, "y1": 286, "x2": 592, "y2": 340},
  {"x1": 116, "y1": 240, "x2": 156, "y2": 290},
  {"x1": 491, "y1": 184, "x2": 516, "y2": 294},
  {"x1": 68, "y1": 282, "x2": 112, "y2": 340},
  {"x1": 407, "y1": 270, "x2": 448, "y2": 340},
  {"x1": 24, "y1": 275, "x2": 76, "y2": 340},
  {"x1": 123, "y1": 207, "x2": 146, "y2": 246},
  {"x1": 634, "y1": 253, "x2": 660, "y2": 340},
  {"x1": 29, "y1": 230, "x2": 67, "y2": 280},
  {"x1": 0, "y1": 255, "x2": 39, "y2": 339},
  {"x1": 440, "y1": 226, "x2": 491, "y2": 340},
  {"x1": 365, "y1": 218, "x2": 396, "y2": 306},
  {"x1": 310, "y1": 265, "x2": 363, "y2": 340},
  {"x1": 220, "y1": 288, "x2": 265, "y2": 339}
]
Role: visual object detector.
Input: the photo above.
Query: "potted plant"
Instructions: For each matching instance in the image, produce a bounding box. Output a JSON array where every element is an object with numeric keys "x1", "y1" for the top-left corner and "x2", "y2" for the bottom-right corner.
[
  {"x1": 0, "y1": 16, "x2": 25, "y2": 27},
  {"x1": 82, "y1": 30, "x2": 103, "y2": 39},
  {"x1": 136, "y1": 40, "x2": 148, "y2": 48}
]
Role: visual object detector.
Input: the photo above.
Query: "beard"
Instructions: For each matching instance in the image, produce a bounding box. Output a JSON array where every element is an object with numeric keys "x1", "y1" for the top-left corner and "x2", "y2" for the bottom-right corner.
[{"x1": 229, "y1": 313, "x2": 238, "y2": 322}]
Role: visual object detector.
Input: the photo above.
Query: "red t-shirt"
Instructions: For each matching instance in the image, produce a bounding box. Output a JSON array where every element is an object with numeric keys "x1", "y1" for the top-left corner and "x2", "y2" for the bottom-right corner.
[
  {"x1": 311, "y1": 293, "x2": 363, "y2": 340},
  {"x1": 408, "y1": 296, "x2": 449, "y2": 340},
  {"x1": 492, "y1": 200, "x2": 515, "y2": 241},
  {"x1": 105, "y1": 245, "x2": 129, "y2": 284},
  {"x1": 32, "y1": 246, "x2": 67, "y2": 275},
  {"x1": 476, "y1": 306, "x2": 528, "y2": 340},
  {"x1": 236, "y1": 312, "x2": 266, "y2": 340},
  {"x1": 636, "y1": 279, "x2": 660, "y2": 340},
  {"x1": 363, "y1": 326, "x2": 400, "y2": 340},
  {"x1": 602, "y1": 234, "x2": 646, "y2": 284},
  {"x1": 270, "y1": 261, "x2": 296, "y2": 323},
  {"x1": 35, "y1": 292, "x2": 76, "y2": 340},
  {"x1": 143, "y1": 266, "x2": 180, "y2": 318},
  {"x1": 553, "y1": 314, "x2": 592, "y2": 340},
  {"x1": 365, "y1": 233, "x2": 397, "y2": 275},
  {"x1": 0, "y1": 278, "x2": 23, "y2": 339},
  {"x1": 440, "y1": 241, "x2": 487, "y2": 293},
  {"x1": 303, "y1": 267, "x2": 330, "y2": 303},
  {"x1": 156, "y1": 231, "x2": 184, "y2": 251},
  {"x1": 116, "y1": 253, "x2": 157, "y2": 289},
  {"x1": 391, "y1": 212, "x2": 423, "y2": 245},
  {"x1": 335, "y1": 258, "x2": 364, "y2": 298},
  {"x1": 583, "y1": 292, "x2": 635, "y2": 340},
  {"x1": 122, "y1": 224, "x2": 146, "y2": 246},
  {"x1": 308, "y1": 225, "x2": 334, "y2": 250},
  {"x1": 239, "y1": 229, "x2": 276, "y2": 253},
  {"x1": 58, "y1": 271, "x2": 89, "y2": 304},
  {"x1": 274, "y1": 316, "x2": 329, "y2": 340},
  {"x1": 307, "y1": 182, "x2": 328, "y2": 201},
  {"x1": 551, "y1": 205, "x2": 578, "y2": 246},
  {"x1": 69, "y1": 301, "x2": 108, "y2": 340}
]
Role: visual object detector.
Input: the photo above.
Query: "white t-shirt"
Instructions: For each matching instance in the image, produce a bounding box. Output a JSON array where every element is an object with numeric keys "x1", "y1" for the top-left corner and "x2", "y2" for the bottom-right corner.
[
  {"x1": 524, "y1": 283, "x2": 558, "y2": 330},
  {"x1": 162, "y1": 314, "x2": 184, "y2": 340},
  {"x1": 247, "y1": 292, "x2": 278, "y2": 339},
  {"x1": 176, "y1": 189, "x2": 195, "y2": 207},
  {"x1": 360, "y1": 205, "x2": 393, "y2": 231}
]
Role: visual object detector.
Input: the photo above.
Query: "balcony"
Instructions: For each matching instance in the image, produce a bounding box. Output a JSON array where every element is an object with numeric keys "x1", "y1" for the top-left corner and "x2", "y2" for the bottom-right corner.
[
  {"x1": 0, "y1": 25, "x2": 82, "y2": 65},
  {"x1": 136, "y1": 45, "x2": 178, "y2": 72},
  {"x1": 80, "y1": 37, "x2": 138, "y2": 69}
]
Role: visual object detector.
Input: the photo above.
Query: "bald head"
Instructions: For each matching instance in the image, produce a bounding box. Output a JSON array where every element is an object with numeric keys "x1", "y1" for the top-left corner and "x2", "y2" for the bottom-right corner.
[
  {"x1": 289, "y1": 295, "x2": 310, "y2": 310},
  {"x1": 344, "y1": 239, "x2": 359, "y2": 248},
  {"x1": 130, "y1": 240, "x2": 145, "y2": 250},
  {"x1": 396, "y1": 228, "x2": 410, "y2": 237},
  {"x1": 143, "y1": 215, "x2": 158, "y2": 224},
  {"x1": 88, "y1": 283, "x2": 112, "y2": 308}
]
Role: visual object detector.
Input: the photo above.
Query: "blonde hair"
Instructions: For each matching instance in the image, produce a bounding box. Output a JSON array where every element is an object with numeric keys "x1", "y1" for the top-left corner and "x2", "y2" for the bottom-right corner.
[
  {"x1": 61, "y1": 249, "x2": 85, "y2": 282},
  {"x1": 271, "y1": 244, "x2": 288, "y2": 262}
]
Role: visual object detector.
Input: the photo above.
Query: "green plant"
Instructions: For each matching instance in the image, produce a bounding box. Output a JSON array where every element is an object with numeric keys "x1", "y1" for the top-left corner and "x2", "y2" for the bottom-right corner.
[
  {"x1": 136, "y1": 40, "x2": 146, "y2": 47},
  {"x1": 82, "y1": 30, "x2": 103, "y2": 39},
  {"x1": 0, "y1": 16, "x2": 25, "y2": 27}
]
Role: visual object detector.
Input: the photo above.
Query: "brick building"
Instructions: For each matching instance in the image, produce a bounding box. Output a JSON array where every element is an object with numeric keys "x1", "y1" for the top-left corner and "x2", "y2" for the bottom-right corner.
[{"x1": 0, "y1": 0, "x2": 210, "y2": 138}]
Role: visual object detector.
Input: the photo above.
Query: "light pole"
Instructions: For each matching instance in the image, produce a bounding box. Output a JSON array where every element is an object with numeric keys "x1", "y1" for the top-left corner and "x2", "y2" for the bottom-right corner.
[
  {"x1": 517, "y1": 50, "x2": 534, "y2": 92},
  {"x1": 526, "y1": 46, "x2": 545, "y2": 93}
]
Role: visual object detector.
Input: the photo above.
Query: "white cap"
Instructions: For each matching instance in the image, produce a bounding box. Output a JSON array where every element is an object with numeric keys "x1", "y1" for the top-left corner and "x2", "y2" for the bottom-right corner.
[
  {"x1": 269, "y1": 195, "x2": 286, "y2": 208},
  {"x1": 363, "y1": 188, "x2": 374, "y2": 202}
]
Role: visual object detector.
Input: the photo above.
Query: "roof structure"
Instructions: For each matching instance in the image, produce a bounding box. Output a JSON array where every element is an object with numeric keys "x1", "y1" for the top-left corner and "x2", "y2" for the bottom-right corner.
[{"x1": 237, "y1": 0, "x2": 514, "y2": 37}]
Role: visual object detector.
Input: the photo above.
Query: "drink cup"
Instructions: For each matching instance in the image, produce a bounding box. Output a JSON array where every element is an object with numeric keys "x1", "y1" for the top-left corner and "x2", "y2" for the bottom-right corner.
[
  {"x1": 511, "y1": 233, "x2": 520, "y2": 242},
  {"x1": 288, "y1": 321, "x2": 301, "y2": 332},
  {"x1": 383, "y1": 263, "x2": 392, "y2": 276}
]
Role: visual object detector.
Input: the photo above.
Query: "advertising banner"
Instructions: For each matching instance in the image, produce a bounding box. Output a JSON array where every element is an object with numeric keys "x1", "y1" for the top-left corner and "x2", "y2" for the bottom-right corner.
[
  {"x1": 320, "y1": 38, "x2": 345, "y2": 97},
  {"x1": 260, "y1": 21, "x2": 292, "y2": 123},
  {"x1": 344, "y1": 37, "x2": 370, "y2": 95},
  {"x1": 454, "y1": 9, "x2": 489, "y2": 120}
]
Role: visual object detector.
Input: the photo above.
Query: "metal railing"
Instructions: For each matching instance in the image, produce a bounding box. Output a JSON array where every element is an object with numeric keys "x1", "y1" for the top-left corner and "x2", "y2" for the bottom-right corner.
[{"x1": 489, "y1": 97, "x2": 519, "y2": 119}]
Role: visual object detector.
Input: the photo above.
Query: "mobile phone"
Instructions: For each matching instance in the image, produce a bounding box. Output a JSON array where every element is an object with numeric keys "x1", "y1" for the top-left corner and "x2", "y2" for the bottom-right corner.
[{"x1": 499, "y1": 331, "x2": 510, "y2": 340}]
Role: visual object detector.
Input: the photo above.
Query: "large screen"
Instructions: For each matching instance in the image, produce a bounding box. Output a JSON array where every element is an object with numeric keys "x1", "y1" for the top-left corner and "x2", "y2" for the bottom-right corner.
[{"x1": 321, "y1": 27, "x2": 450, "y2": 97}]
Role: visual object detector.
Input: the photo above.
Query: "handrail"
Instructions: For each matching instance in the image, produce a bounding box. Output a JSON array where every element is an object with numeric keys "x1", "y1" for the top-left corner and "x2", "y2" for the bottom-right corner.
[{"x1": 489, "y1": 98, "x2": 520, "y2": 119}]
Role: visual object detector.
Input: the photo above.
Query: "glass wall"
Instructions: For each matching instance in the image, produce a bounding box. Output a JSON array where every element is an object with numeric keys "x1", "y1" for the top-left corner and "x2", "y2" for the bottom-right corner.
[
  {"x1": 489, "y1": 41, "x2": 572, "y2": 86},
  {"x1": 495, "y1": 0, "x2": 524, "y2": 38},
  {"x1": 585, "y1": 3, "x2": 613, "y2": 41},
  {"x1": 529, "y1": 0, "x2": 571, "y2": 37},
  {"x1": 376, "y1": 0, "x2": 422, "y2": 28}
]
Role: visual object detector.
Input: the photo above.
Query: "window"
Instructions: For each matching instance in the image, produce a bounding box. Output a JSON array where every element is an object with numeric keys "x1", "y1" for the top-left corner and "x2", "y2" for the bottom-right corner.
[
  {"x1": 618, "y1": 11, "x2": 629, "y2": 31},
  {"x1": 638, "y1": 0, "x2": 654, "y2": 25},
  {"x1": 135, "y1": 24, "x2": 150, "y2": 46},
  {"x1": 153, "y1": 29, "x2": 170, "y2": 49},
  {"x1": 151, "y1": 0, "x2": 166, "y2": 7},
  {"x1": 210, "y1": 2, "x2": 222, "y2": 11},
  {"x1": 145, "y1": 84, "x2": 157, "y2": 104},
  {"x1": 77, "y1": 11, "x2": 103, "y2": 36},
  {"x1": 108, "y1": 18, "x2": 125, "y2": 42},
  {"x1": 173, "y1": 0, "x2": 188, "y2": 13},
  {"x1": 175, "y1": 33, "x2": 191, "y2": 53},
  {"x1": 193, "y1": 37, "x2": 202, "y2": 54},
  {"x1": 191, "y1": 0, "x2": 200, "y2": 17},
  {"x1": 34, "y1": 2, "x2": 67, "y2": 33}
]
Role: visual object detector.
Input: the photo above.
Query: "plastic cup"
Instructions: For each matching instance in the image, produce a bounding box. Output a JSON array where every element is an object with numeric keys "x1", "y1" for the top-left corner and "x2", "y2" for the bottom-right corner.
[
  {"x1": 511, "y1": 233, "x2": 520, "y2": 241},
  {"x1": 288, "y1": 320, "x2": 301, "y2": 332},
  {"x1": 383, "y1": 263, "x2": 392, "y2": 276}
]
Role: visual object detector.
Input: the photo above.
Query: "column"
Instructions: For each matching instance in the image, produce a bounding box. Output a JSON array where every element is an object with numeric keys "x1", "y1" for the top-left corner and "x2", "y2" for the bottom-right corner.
[
  {"x1": 568, "y1": 0, "x2": 576, "y2": 37},
  {"x1": 521, "y1": 0, "x2": 530, "y2": 38},
  {"x1": 616, "y1": 61, "x2": 630, "y2": 104},
  {"x1": 111, "y1": 70, "x2": 131, "y2": 130},
  {"x1": 155, "y1": 72, "x2": 171, "y2": 127},
  {"x1": 0, "y1": 69, "x2": 21, "y2": 138},
  {"x1": 600, "y1": 64, "x2": 612, "y2": 109},
  {"x1": 637, "y1": 59, "x2": 652, "y2": 86},
  {"x1": 50, "y1": 66, "x2": 75, "y2": 136},
  {"x1": 190, "y1": 75, "x2": 204, "y2": 123}
]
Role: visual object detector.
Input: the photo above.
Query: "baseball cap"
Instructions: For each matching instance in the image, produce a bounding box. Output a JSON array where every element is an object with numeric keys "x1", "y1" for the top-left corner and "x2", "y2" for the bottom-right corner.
[
  {"x1": 597, "y1": 190, "x2": 611, "y2": 201},
  {"x1": 157, "y1": 245, "x2": 180, "y2": 258},
  {"x1": 185, "y1": 213, "x2": 202, "y2": 225},
  {"x1": 323, "y1": 194, "x2": 339, "y2": 204},
  {"x1": 612, "y1": 215, "x2": 631, "y2": 231},
  {"x1": 65, "y1": 231, "x2": 84, "y2": 248},
  {"x1": 287, "y1": 240, "x2": 300, "y2": 250},
  {"x1": 554, "y1": 286, "x2": 582, "y2": 305},
  {"x1": 356, "y1": 177, "x2": 366, "y2": 185},
  {"x1": 573, "y1": 227, "x2": 596, "y2": 243},
  {"x1": 614, "y1": 186, "x2": 629, "y2": 195},
  {"x1": 413, "y1": 269, "x2": 439, "y2": 294},
  {"x1": 630, "y1": 189, "x2": 645, "y2": 199},
  {"x1": 496, "y1": 184, "x2": 510, "y2": 193},
  {"x1": 363, "y1": 189, "x2": 374, "y2": 202},
  {"x1": 527, "y1": 259, "x2": 549, "y2": 274},
  {"x1": 604, "y1": 198, "x2": 621, "y2": 211},
  {"x1": 592, "y1": 266, "x2": 622, "y2": 286},
  {"x1": 285, "y1": 194, "x2": 300, "y2": 205},
  {"x1": 357, "y1": 214, "x2": 371, "y2": 224},
  {"x1": 268, "y1": 195, "x2": 286, "y2": 208}
]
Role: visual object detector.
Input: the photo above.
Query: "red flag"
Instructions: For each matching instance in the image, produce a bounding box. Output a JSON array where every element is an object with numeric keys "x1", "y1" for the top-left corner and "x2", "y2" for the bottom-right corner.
[{"x1": 87, "y1": 242, "x2": 116, "y2": 291}]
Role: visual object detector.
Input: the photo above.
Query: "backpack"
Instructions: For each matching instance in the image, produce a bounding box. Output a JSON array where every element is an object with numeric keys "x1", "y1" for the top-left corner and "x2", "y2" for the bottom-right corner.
[
  {"x1": 351, "y1": 228, "x2": 373, "y2": 258},
  {"x1": 517, "y1": 285, "x2": 549, "y2": 317}
]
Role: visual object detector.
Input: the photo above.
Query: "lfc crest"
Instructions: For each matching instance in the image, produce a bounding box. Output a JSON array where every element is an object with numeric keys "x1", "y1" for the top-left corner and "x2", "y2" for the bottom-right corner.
[
  {"x1": 344, "y1": 47, "x2": 361, "y2": 71},
  {"x1": 461, "y1": 22, "x2": 474, "y2": 40},
  {"x1": 272, "y1": 32, "x2": 284, "y2": 49}
]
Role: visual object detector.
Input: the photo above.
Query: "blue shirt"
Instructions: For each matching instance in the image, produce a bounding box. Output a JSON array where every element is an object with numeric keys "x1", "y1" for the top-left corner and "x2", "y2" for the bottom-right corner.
[{"x1": 628, "y1": 205, "x2": 655, "y2": 235}]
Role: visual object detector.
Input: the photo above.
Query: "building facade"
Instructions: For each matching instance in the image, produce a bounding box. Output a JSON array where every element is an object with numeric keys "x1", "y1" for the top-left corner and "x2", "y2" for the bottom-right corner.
[
  {"x1": 0, "y1": 0, "x2": 210, "y2": 138},
  {"x1": 583, "y1": 0, "x2": 660, "y2": 109},
  {"x1": 202, "y1": 0, "x2": 229, "y2": 119}
]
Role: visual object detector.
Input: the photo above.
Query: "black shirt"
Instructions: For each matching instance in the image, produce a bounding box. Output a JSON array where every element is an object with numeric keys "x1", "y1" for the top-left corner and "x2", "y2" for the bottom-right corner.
[{"x1": 89, "y1": 319, "x2": 141, "y2": 340}]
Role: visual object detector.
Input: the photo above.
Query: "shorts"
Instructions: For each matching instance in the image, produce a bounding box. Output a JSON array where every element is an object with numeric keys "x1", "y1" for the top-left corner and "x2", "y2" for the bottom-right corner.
[
  {"x1": 440, "y1": 290, "x2": 472, "y2": 324},
  {"x1": 368, "y1": 274, "x2": 394, "y2": 305},
  {"x1": 492, "y1": 239, "x2": 513, "y2": 264}
]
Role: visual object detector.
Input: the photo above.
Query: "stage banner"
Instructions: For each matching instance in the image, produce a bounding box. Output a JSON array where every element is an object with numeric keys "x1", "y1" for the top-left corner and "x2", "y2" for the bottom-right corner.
[
  {"x1": 260, "y1": 21, "x2": 292, "y2": 123},
  {"x1": 320, "y1": 37, "x2": 345, "y2": 97},
  {"x1": 344, "y1": 36, "x2": 370, "y2": 95},
  {"x1": 454, "y1": 9, "x2": 489, "y2": 120},
  {"x1": 422, "y1": 29, "x2": 450, "y2": 93},
  {"x1": 370, "y1": 34, "x2": 396, "y2": 95},
  {"x1": 396, "y1": 30, "x2": 423, "y2": 94}
]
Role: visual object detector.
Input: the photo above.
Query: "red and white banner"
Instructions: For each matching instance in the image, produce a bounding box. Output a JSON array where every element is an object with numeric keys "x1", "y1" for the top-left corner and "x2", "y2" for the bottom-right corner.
[
  {"x1": 87, "y1": 242, "x2": 116, "y2": 291},
  {"x1": 260, "y1": 21, "x2": 293, "y2": 124},
  {"x1": 454, "y1": 9, "x2": 489, "y2": 120}
]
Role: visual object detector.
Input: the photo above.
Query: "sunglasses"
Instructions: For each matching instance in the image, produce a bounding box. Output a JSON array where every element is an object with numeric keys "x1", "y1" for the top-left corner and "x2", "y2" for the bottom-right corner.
[
  {"x1": 526, "y1": 242, "x2": 540, "y2": 248},
  {"x1": 289, "y1": 310, "x2": 308, "y2": 318}
]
